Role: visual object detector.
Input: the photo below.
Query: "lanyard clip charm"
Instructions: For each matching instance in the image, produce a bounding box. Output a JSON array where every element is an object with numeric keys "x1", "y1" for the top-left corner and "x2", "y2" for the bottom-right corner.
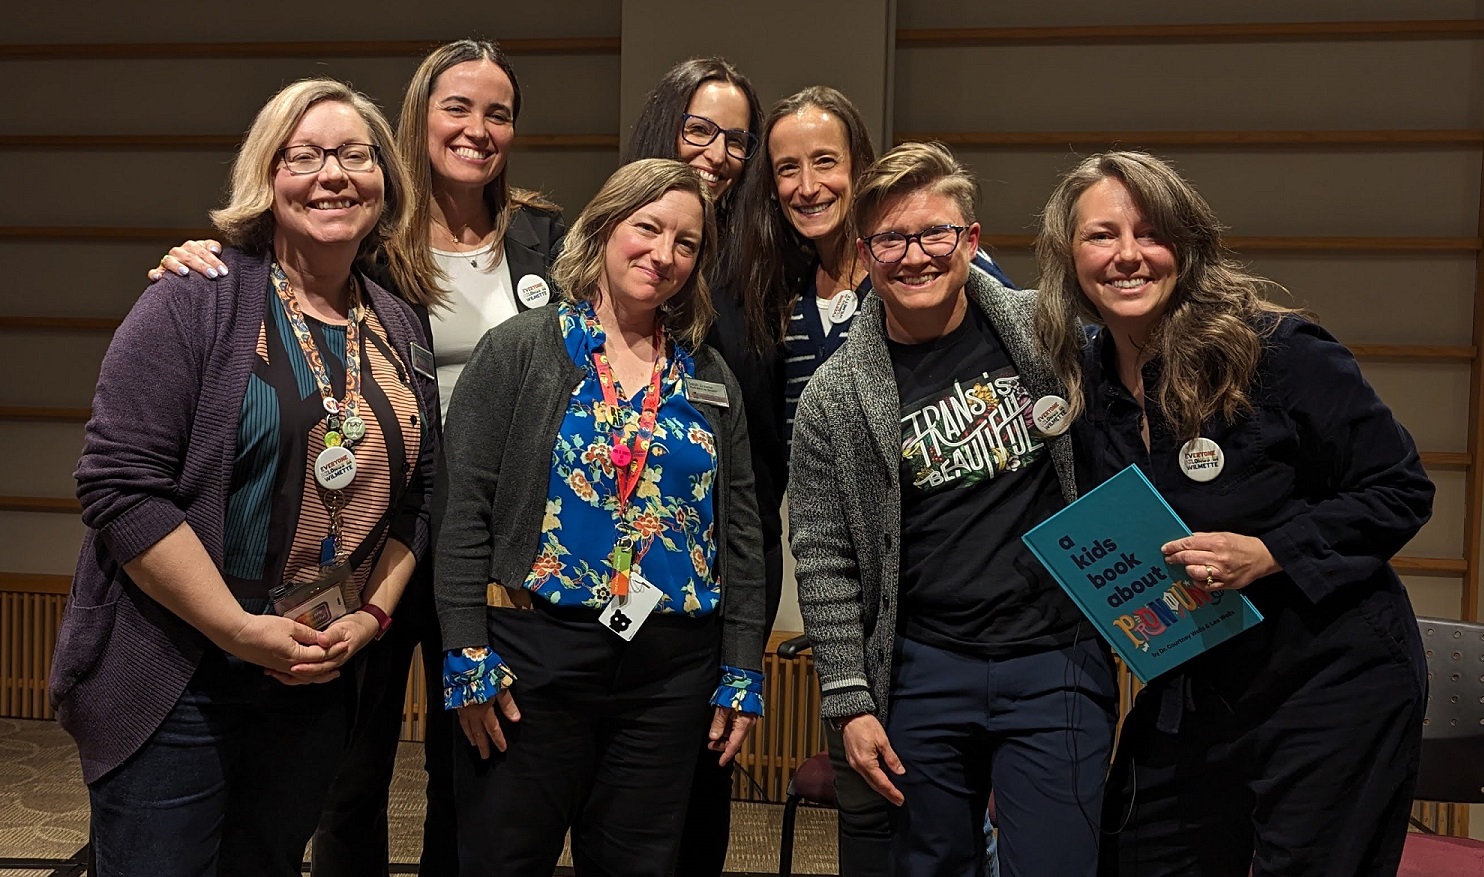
[{"x1": 611, "y1": 534, "x2": 635, "y2": 598}]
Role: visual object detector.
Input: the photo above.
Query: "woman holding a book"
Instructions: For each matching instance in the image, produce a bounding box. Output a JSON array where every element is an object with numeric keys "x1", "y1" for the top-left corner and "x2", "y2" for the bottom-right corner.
[{"x1": 1033, "y1": 151, "x2": 1432, "y2": 876}]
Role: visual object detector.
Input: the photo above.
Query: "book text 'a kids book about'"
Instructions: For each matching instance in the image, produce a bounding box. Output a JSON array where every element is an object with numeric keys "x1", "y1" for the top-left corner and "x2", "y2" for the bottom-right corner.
[{"x1": 1023, "y1": 464, "x2": 1264, "y2": 682}]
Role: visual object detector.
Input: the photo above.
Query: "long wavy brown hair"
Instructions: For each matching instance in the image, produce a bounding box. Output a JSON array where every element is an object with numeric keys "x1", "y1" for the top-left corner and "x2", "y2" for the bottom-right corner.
[
  {"x1": 383, "y1": 39, "x2": 558, "y2": 308},
  {"x1": 1033, "y1": 151, "x2": 1302, "y2": 442}
]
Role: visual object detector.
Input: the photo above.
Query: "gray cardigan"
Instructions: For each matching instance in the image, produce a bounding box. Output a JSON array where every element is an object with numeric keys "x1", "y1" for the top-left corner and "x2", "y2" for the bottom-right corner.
[
  {"x1": 432, "y1": 304, "x2": 767, "y2": 674},
  {"x1": 788, "y1": 264, "x2": 1077, "y2": 722}
]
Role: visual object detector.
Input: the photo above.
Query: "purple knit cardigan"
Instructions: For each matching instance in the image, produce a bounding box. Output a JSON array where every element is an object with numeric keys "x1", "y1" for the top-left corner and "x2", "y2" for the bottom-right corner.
[{"x1": 50, "y1": 247, "x2": 437, "y2": 784}]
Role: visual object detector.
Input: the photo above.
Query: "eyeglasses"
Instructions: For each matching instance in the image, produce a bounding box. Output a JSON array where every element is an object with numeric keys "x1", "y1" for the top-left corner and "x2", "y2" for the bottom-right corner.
[
  {"x1": 277, "y1": 142, "x2": 381, "y2": 175},
  {"x1": 863, "y1": 225, "x2": 968, "y2": 263},
  {"x1": 680, "y1": 113, "x2": 758, "y2": 161}
]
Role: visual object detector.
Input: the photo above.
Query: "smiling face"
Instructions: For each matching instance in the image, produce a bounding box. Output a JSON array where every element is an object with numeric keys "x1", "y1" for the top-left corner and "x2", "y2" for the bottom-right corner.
[
  {"x1": 677, "y1": 80, "x2": 750, "y2": 199},
  {"x1": 770, "y1": 106, "x2": 853, "y2": 247},
  {"x1": 426, "y1": 59, "x2": 516, "y2": 196},
  {"x1": 271, "y1": 100, "x2": 385, "y2": 255},
  {"x1": 859, "y1": 186, "x2": 979, "y2": 337},
  {"x1": 1072, "y1": 177, "x2": 1179, "y2": 339},
  {"x1": 599, "y1": 189, "x2": 705, "y2": 316}
]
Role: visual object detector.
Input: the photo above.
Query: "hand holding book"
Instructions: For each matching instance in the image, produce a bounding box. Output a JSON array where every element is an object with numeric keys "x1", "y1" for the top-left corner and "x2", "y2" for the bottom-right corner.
[{"x1": 1161, "y1": 531, "x2": 1281, "y2": 592}]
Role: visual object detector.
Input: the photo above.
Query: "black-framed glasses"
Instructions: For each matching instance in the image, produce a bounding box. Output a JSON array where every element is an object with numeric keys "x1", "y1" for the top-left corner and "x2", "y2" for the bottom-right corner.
[
  {"x1": 863, "y1": 225, "x2": 968, "y2": 263},
  {"x1": 680, "y1": 113, "x2": 758, "y2": 161},
  {"x1": 277, "y1": 142, "x2": 381, "y2": 175}
]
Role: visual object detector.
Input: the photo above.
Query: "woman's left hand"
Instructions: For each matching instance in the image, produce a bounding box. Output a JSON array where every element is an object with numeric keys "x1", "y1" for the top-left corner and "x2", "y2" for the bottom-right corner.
[
  {"x1": 707, "y1": 707, "x2": 757, "y2": 766},
  {"x1": 265, "y1": 612, "x2": 381, "y2": 685},
  {"x1": 1161, "y1": 531, "x2": 1281, "y2": 592}
]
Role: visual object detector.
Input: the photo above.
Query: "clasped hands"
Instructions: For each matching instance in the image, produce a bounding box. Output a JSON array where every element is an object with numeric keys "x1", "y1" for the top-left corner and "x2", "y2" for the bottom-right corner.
[{"x1": 216, "y1": 610, "x2": 381, "y2": 686}]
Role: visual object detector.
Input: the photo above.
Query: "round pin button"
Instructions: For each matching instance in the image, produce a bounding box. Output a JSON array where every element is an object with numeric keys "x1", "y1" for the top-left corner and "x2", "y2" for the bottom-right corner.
[
  {"x1": 611, "y1": 444, "x2": 633, "y2": 467},
  {"x1": 517, "y1": 274, "x2": 552, "y2": 308},
  {"x1": 828, "y1": 290, "x2": 858, "y2": 325},
  {"x1": 322, "y1": 397, "x2": 340, "y2": 415},
  {"x1": 342, "y1": 414, "x2": 367, "y2": 443},
  {"x1": 315, "y1": 445, "x2": 357, "y2": 491},
  {"x1": 1178, "y1": 437, "x2": 1225, "y2": 483},
  {"x1": 1032, "y1": 395, "x2": 1072, "y2": 436}
]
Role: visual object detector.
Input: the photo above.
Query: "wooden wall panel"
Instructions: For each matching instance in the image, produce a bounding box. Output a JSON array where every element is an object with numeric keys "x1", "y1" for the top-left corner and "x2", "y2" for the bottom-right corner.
[
  {"x1": 936, "y1": 150, "x2": 1481, "y2": 240},
  {"x1": 896, "y1": 0, "x2": 1483, "y2": 28},
  {"x1": 0, "y1": 331, "x2": 110, "y2": 407},
  {"x1": 0, "y1": 423, "x2": 85, "y2": 499},
  {"x1": 2, "y1": 1, "x2": 622, "y2": 44},
  {"x1": 895, "y1": 42, "x2": 1483, "y2": 132},
  {"x1": 0, "y1": 512, "x2": 88, "y2": 576}
]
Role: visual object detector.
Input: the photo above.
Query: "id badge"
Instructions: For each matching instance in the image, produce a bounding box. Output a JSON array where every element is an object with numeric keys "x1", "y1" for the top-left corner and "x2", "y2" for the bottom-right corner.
[
  {"x1": 684, "y1": 378, "x2": 729, "y2": 409},
  {"x1": 598, "y1": 572, "x2": 663, "y2": 641},
  {"x1": 270, "y1": 563, "x2": 351, "y2": 631},
  {"x1": 409, "y1": 342, "x2": 436, "y2": 382}
]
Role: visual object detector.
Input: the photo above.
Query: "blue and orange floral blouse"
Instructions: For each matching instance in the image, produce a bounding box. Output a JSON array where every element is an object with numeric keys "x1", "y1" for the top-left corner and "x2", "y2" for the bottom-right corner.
[{"x1": 443, "y1": 301, "x2": 765, "y2": 716}]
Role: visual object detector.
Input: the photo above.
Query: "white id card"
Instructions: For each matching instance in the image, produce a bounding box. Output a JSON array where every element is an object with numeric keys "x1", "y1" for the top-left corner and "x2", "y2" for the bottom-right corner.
[{"x1": 598, "y1": 572, "x2": 664, "y2": 641}]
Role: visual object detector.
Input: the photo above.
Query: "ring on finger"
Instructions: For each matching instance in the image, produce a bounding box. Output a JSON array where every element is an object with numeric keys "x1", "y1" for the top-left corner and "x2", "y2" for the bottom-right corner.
[{"x1": 1205, "y1": 563, "x2": 1216, "y2": 588}]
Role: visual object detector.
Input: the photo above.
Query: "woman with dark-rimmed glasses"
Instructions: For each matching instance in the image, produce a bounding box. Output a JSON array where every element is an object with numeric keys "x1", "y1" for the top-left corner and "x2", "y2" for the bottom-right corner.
[
  {"x1": 52, "y1": 77, "x2": 435, "y2": 877},
  {"x1": 139, "y1": 39, "x2": 566, "y2": 877}
]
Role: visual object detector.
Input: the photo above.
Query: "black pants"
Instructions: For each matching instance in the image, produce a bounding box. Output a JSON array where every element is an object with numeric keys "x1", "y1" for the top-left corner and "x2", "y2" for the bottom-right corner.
[
  {"x1": 825, "y1": 722, "x2": 895, "y2": 877},
  {"x1": 673, "y1": 536, "x2": 782, "y2": 877},
  {"x1": 455, "y1": 602, "x2": 720, "y2": 877},
  {"x1": 1100, "y1": 619, "x2": 1425, "y2": 876},
  {"x1": 312, "y1": 566, "x2": 458, "y2": 877}
]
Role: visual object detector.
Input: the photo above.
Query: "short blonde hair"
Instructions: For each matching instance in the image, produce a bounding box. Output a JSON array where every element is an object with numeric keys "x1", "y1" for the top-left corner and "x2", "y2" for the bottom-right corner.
[
  {"x1": 852, "y1": 141, "x2": 978, "y2": 234},
  {"x1": 551, "y1": 159, "x2": 718, "y2": 350},
  {"x1": 210, "y1": 78, "x2": 411, "y2": 259}
]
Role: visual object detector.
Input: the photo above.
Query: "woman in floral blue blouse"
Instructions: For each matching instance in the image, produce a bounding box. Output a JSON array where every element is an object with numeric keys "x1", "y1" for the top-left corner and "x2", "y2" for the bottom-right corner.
[{"x1": 432, "y1": 158, "x2": 768, "y2": 877}]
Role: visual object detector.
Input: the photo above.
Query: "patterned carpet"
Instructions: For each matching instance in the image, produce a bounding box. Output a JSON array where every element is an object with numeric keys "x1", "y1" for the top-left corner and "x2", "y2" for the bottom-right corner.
[{"x1": 0, "y1": 718, "x2": 838, "y2": 876}]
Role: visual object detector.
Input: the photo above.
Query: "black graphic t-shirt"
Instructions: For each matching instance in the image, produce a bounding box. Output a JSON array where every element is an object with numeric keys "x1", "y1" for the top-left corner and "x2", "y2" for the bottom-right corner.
[{"x1": 889, "y1": 304, "x2": 1082, "y2": 657}]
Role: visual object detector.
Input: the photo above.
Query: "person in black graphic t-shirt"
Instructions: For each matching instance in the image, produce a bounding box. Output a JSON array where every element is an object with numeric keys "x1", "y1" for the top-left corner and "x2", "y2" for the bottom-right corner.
[{"x1": 789, "y1": 142, "x2": 1118, "y2": 877}]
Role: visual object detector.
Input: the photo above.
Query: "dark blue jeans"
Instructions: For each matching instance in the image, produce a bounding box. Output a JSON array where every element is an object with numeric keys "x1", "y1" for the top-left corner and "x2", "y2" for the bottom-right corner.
[
  {"x1": 88, "y1": 649, "x2": 352, "y2": 877},
  {"x1": 885, "y1": 635, "x2": 1117, "y2": 877}
]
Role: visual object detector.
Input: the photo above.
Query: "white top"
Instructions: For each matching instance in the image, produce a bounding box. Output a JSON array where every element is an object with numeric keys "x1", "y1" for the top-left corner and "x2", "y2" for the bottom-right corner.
[{"x1": 428, "y1": 242, "x2": 518, "y2": 422}]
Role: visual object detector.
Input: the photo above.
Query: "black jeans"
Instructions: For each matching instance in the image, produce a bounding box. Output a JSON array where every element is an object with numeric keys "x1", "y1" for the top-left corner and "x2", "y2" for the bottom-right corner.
[
  {"x1": 311, "y1": 564, "x2": 458, "y2": 876},
  {"x1": 455, "y1": 602, "x2": 720, "y2": 877},
  {"x1": 1100, "y1": 622, "x2": 1425, "y2": 877}
]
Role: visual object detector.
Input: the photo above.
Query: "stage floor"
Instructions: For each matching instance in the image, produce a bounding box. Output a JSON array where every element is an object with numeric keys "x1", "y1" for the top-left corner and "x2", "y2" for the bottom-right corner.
[{"x1": 0, "y1": 717, "x2": 839, "y2": 876}]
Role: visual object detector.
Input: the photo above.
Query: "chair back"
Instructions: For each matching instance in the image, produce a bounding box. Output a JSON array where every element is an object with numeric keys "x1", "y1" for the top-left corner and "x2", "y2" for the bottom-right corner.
[{"x1": 1417, "y1": 616, "x2": 1484, "y2": 804}]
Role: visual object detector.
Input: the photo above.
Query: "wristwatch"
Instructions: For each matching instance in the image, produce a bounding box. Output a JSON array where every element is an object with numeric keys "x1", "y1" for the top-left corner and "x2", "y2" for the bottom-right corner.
[{"x1": 358, "y1": 604, "x2": 392, "y2": 640}]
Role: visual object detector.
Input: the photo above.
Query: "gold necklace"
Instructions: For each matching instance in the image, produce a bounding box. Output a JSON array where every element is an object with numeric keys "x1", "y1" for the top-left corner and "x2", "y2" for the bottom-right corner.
[{"x1": 431, "y1": 216, "x2": 483, "y2": 267}]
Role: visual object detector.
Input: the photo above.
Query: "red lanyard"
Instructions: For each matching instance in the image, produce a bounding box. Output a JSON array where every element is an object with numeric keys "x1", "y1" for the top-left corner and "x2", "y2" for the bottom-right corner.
[
  {"x1": 591, "y1": 326, "x2": 666, "y2": 597},
  {"x1": 591, "y1": 325, "x2": 666, "y2": 516}
]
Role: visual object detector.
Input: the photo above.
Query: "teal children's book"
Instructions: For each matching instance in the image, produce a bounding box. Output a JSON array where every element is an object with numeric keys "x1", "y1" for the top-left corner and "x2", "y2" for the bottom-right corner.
[{"x1": 1022, "y1": 464, "x2": 1264, "y2": 682}]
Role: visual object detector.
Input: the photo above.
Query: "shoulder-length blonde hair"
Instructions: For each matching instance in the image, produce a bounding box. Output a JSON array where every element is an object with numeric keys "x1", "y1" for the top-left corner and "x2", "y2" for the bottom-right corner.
[
  {"x1": 384, "y1": 39, "x2": 560, "y2": 308},
  {"x1": 210, "y1": 78, "x2": 410, "y2": 260},
  {"x1": 552, "y1": 159, "x2": 717, "y2": 350},
  {"x1": 1033, "y1": 151, "x2": 1301, "y2": 442}
]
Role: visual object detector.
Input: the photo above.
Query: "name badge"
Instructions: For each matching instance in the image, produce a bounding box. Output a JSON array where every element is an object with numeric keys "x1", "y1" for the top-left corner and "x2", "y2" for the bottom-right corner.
[
  {"x1": 409, "y1": 342, "x2": 436, "y2": 382},
  {"x1": 598, "y1": 572, "x2": 664, "y2": 641},
  {"x1": 685, "y1": 378, "x2": 729, "y2": 409}
]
